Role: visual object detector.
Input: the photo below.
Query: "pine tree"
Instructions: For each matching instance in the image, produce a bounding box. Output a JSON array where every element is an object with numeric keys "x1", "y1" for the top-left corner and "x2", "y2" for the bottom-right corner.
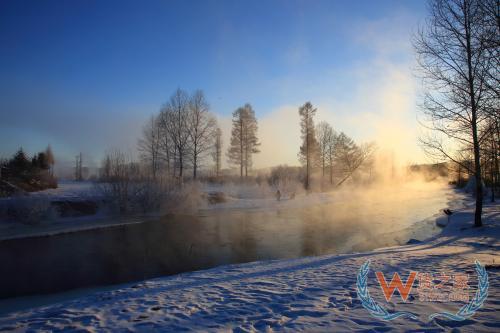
[
  {"x1": 9, "y1": 148, "x2": 31, "y2": 178},
  {"x1": 227, "y1": 104, "x2": 260, "y2": 178},
  {"x1": 298, "y1": 102, "x2": 320, "y2": 190}
]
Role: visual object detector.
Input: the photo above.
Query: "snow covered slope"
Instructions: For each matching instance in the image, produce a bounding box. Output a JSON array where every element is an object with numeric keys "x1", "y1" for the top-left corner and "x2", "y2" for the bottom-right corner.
[{"x1": 0, "y1": 202, "x2": 498, "y2": 332}]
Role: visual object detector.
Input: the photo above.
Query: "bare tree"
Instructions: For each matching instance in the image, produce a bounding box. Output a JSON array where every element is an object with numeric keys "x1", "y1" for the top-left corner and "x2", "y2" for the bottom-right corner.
[
  {"x1": 327, "y1": 130, "x2": 338, "y2": 185},
  {"x1": 227, "y1": 104, "x2": 260, "y2": 178},
  {"x1": 162, "y1": 88, "x2": 191, "y2": 182},
  {"x1": 334, "y1": 133, "x2": 375, "y2": 187},
  {"x1": 479, "y1": 0, "x2": 500, "y2": 102},
  {"x1": 138, "y1": 115, "x2": 162, "y2": 179},
  {"x1": 298, "y1": 102, "x2": 320, "y2": 191},
  {"x1": 188, "y1": 90, "x2": 216, "y2": 179},
  {"x1": 157, "y1": 108, "x2": 173, "y2": 177},
  {"x1": 100, "y1": 154, "x2": 112, "y2": 181},
  {"x1": 316, "y1": 121, "x2": 335, "y2": 180},
  {"x1": 98, "y1": 150, "x2": 135, "y2": 213},
  {"x1": 479, "y1": 0, "x2": 500, "y2": 202},
  {"x1": 482, "y1": 118, "x2": 499, "y2": 202},
  {"x1": 212, "y1": 127, "x2": 223, "y2": 178},
  {"x1": 142, "y1": 88, "x2": 218, "y2": 181},
  {"x1": 414, "y1": 0, "x2": 498, "y2": 227}
]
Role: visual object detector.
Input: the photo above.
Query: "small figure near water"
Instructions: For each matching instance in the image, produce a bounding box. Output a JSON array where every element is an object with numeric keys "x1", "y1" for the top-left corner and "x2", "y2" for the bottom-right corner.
[
  {"x1": 443, "y1": 208, "x2": 453, "y2": 225},
  {"x1": 276, "y1": 189, "x2": 281, "y2": 201},
  {"x1": 443, "y1": 209, "x2": 453, "y2": 216}
]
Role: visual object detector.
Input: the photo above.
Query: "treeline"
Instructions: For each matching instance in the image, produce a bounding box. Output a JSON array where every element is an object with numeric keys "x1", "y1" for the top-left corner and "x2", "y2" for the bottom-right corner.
[
  {"x1": 0, "y1": 146, "x2": 56, "y2": 195},
  {"x1": 130, "y1": 90, "x2": 374, "y2": 192},
  {"x1": 94, "y1": 92, "x2": 378, "y2": 213}
]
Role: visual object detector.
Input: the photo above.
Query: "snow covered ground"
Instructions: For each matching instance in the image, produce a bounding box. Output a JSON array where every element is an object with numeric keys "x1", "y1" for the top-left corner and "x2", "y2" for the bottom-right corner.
[{"x1": 0, "y1": 200, "x2": 498, "y2": 332}]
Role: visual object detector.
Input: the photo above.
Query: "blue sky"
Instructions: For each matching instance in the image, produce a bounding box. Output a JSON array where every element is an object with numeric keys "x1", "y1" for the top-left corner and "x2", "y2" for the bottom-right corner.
[{"x1": 0, "y1": 0, "x2": 428, "y2": 169}]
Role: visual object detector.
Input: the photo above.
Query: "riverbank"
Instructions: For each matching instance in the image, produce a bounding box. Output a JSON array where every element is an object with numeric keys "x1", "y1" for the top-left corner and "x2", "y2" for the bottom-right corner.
[{"x1": 0, "y1": 200, "x2": 498, "y2": 331}]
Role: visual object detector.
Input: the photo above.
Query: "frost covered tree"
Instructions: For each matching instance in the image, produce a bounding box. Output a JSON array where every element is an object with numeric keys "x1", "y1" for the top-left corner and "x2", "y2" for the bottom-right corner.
[
  {"x1": 414, "y1": 0, "x2": 498, "y2": 227},
  {"x1": 298, "y1": 102, "x2": 320, "y2": 191},
  {"x1": 227, "y1": 104, "x2": 260, "y2": 178},
  {"x1": 188, "y1": 90, "x2": 216, "y2": 179}
]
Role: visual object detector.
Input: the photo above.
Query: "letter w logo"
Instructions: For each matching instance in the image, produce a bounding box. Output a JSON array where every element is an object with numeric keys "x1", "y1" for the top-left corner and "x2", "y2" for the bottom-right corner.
[{"x1": 375, "y1": 271, "x2": 417, "y2": 302}]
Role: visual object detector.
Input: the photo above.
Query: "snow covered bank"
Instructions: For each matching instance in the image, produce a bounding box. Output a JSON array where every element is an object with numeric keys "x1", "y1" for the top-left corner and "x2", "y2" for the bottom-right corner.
[
  {"x1": 28, "y1": 180, "x2": 98, "y2": 201},
  {"x1": 0, "y1": 202, "x2": 498, "y2": 331}
]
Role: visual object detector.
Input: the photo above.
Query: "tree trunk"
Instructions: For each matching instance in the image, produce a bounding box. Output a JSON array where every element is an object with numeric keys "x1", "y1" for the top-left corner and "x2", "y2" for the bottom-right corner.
[
  {"x1": 179, "y1": 148, "x2": 183, "y2": 181},
  {"x1": 240, "y1": 121, "x2": 244, "y2": 179},
  {"x1": 465, "y1": 2, "x2": 482, "y2": 227},
  {"x1": 470, "y1": 100, "x2": 483, "y2": 227},
  {"x1": 491, "y1": 149, "x2": 495, "y2": 203},
  {"x1": 240, "y1": 152, "x2": 243, "y2": 179},
  {"x1": 193, "y1": 142, "x2": 198, "y2": 179},
  {"x1": 305, "y1": 125, "x2": 310, "y2": 191},
  {"x1": 165, "y1": 141, "x2": 170, "y2": 178},
  {"x1": 152, "y1": 159, "x2": 156, "y2": 180},
  {"x1": 329, "y1": 146, "x2": 333, "y2": 185},
  {"x1": 491, "y1": 137, "x2": 496, "y2": 203},
  {"x1": 193, "y1": 158, "x2": 197, "y2": 179},
  {"x1": 470, "y1": 100, "x2": 482, "y2": 227}
]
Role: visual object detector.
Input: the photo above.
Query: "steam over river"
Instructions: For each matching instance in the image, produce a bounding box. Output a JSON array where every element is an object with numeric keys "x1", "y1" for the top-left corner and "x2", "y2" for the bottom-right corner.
[{"x1": 0, "y1": 183, "x2": 465, "y2": 306}]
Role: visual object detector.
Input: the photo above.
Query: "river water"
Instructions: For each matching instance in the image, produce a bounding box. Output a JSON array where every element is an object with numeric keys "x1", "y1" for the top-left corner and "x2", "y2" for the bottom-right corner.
[{"x1": 0, "y1": 183, "x2": 464, "y2": 306}]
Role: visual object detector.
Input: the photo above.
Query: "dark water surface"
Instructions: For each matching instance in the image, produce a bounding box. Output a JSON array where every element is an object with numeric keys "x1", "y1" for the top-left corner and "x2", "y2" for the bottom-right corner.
[{"x1": 0, "y1": 185, "x2": 462, "y2": 301}]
